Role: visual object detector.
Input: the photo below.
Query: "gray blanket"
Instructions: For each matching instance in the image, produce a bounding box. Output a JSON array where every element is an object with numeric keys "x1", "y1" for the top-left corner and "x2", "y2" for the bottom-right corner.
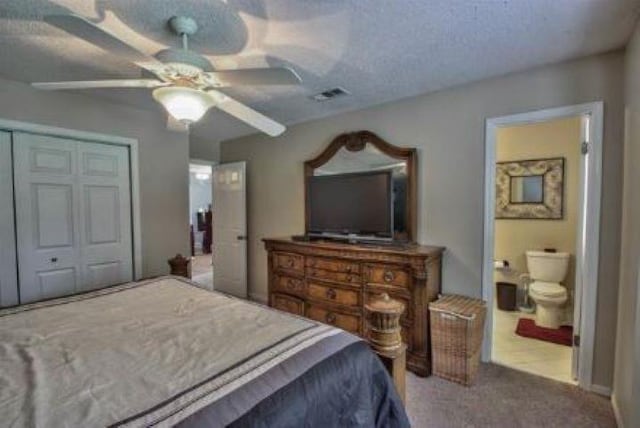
[{"x1": 0, "y1": 276, "x2": 409, "y2": 427}]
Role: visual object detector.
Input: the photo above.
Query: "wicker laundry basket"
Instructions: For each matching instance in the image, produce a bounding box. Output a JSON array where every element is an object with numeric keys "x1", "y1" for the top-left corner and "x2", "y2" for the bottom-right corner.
[{"x1": 429, "y1": 294, "x2": 486, "y2": 386}]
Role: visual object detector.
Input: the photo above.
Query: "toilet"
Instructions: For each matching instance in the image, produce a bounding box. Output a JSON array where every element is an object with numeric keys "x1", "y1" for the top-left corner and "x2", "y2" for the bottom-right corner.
[{"x1": 526, "y1": 250, "x2": 570, "y2": 329}]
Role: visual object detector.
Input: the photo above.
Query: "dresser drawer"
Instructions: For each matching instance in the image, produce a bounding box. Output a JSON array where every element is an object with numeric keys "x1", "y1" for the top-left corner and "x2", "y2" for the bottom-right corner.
[
  {"x1": 273, "y1": 252, "x2": 304, "y2": 274},
  {"x1": 273, "y1": 275, "x2": 305, "y2": 297},
  {"x1": 271, "y1": 293, "x2": 304, "y2": 316},
  {"x1": 307, "y1": 268, "x2": 361, "y2": 286},
  {"x1": 365, "y1": 264, "x2": 411, "y2": 288},
  {"x1": 306, "y1": 303, "x2": 361, "y2": 334},
  {"x1": 306, "y1": 257, "x2": 360, "y2": 274},
  {"x1": 308, "y1": 282, "x2": 360, "y2": 307}
]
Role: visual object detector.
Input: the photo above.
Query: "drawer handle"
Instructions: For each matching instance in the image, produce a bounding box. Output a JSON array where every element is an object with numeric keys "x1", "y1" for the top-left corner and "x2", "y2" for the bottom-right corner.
[
  {"x1": 287, "y1": 279, "x2": 297, "y2": 290},
  {"x1": 325, "y1": 288, "x2": 337, "y2": 299},
  {"x1": 325, "y1": 312, "x2": 336, "y2": 324},
  {"x1": 383, "y1": 270, "x2": 395, "y2": 283},
  {"x1": 286, "y1": 258, "x2": 294, "y2": 267},
  {"x1": 345, "y1": 266, "x2": 352, "y2": 273}
]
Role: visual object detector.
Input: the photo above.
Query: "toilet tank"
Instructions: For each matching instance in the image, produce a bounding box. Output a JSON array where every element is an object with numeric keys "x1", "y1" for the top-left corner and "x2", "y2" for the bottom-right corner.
[{"x1": 526, "y1": 251, "x2": 570, "y2": 283}]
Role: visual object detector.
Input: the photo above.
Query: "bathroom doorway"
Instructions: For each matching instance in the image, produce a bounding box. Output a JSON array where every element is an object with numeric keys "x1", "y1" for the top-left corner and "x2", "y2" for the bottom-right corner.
[
  {"x1": 189, "y1": 160, "x2": 215, "y2": 290},
  {"x1": 482, "y1": 103, "x2": 603, "y2": 391}
]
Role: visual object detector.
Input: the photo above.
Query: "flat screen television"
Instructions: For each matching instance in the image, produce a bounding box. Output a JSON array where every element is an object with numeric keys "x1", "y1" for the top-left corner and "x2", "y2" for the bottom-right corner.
[{"x1": 307, "y1": 170, "x2": 393, "y2": 240}]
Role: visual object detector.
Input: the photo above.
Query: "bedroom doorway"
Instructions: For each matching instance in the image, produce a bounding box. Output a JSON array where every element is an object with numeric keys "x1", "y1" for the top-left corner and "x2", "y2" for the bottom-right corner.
[
  {"x1": 189, "y1": 160, "x2": 215, "y2": 290},
  {"x1": 482, "y1": 103, "x2": 603, "y2": 392}
]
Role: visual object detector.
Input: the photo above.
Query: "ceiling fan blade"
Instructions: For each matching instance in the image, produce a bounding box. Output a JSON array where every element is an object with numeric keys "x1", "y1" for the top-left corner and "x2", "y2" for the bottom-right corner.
[
  {"x1": 44, "y1": 14, "x2": 162, "y2": 67},
  {"x1": 205, "y1": 67, "x2": 301, "y2": 87},
  {"x1": 167, "y1": 115, "x2": 189, "y2": 133},
  {"x1": 210, "y1": 90, "x2": 285, "y2": 136},
  {"x1": 31, "y1": 79, "x2": 166, "y2": 90}
]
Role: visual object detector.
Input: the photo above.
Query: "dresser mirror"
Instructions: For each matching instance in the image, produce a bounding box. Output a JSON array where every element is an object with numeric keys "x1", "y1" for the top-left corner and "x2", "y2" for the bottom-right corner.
[{"x1": 305, "y1": 131, "x2": 417, "y2": 242}]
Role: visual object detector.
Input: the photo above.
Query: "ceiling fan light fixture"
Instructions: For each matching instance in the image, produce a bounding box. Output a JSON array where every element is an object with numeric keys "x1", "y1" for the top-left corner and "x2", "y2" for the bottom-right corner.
[{"x1": 152, "y1": 86, "x2": 214, "y2": 124}]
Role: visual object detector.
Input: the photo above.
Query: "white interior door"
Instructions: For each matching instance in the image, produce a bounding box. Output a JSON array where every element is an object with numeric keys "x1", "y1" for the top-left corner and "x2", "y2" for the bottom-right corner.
[
  {"x1": 14, "y1": 133, "x2": 132, "y2": 303},
  {"x1": 212, "y1": 161, "x2": 247, "y2": 298},
  {"x1": 0, "y1": 131, "x2": 18, "y2": 307},
  {"x1": 572, "y1": 114, "x2": 590, "y2": 380}
]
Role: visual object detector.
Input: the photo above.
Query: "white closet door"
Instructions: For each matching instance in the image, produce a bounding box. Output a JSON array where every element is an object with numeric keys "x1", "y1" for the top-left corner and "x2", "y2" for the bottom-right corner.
[
  {"x1": 14, "y1": 133, "x2": 82, "y2": 303},
  {"x1": 0, "y1": 131, "x2": 19, "y2": 306},
  {"x1": 77, "y1": 142, "x2": 132, "y2": 291},
  {"x1": 14, "y1": 133, "x2": 133, "y2": 303}
]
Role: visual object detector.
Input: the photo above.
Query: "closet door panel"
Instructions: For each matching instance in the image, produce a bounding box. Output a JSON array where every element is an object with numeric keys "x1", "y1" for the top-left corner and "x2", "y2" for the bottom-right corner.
[
  {"x1": 14, "y1": 133, "x2": 81, "y2": 303},
  {"x1": 78, "y1": 142, "x2": 132, "y2": 291},
  {"x1": 0, "y1": 131, "x2": 18, "y2": 307}
]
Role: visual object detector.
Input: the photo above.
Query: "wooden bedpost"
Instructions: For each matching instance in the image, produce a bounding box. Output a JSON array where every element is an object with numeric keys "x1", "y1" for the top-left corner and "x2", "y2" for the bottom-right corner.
[
  {"x1": 365, "y1": 293, "x2": 407, "y2": 403},
  {"x1": 168, "y1": 254, "x2": 191, "y2": 278}
]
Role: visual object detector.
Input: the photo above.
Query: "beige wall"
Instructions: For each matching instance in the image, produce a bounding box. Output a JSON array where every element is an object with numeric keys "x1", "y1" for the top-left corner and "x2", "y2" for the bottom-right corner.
[
  {"x1": 190, "y1": 135, "x2": 220, "y2": 163},
  {"x1": 0, "y1": 77, "x2": 190, "y2": 277},
  {"x1": 613, "y1": 20, "x2": 640, "y2": 428},
  {"x1": 494, "y1": 117, "x2": 581, "y2": 314},
  {"x1": 221, "y1": 51, "x2": 624, "y2": 388}
]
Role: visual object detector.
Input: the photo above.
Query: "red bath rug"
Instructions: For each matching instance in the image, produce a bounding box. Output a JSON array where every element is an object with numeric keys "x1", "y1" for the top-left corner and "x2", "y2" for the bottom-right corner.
[{"x1": 515, "y1": 318, "x2": 573, "y2": 347}]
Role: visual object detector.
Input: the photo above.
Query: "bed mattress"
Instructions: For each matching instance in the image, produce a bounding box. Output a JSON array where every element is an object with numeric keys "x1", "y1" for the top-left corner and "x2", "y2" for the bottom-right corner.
[{"x1": 0, "y1": 276, "x2": 408, "y2": 427}]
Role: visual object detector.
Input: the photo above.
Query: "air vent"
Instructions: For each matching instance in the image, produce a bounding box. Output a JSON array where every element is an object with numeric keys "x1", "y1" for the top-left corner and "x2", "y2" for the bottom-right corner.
[{"x1": 311, "y1": 87, "x2": 350, "y2": 102}]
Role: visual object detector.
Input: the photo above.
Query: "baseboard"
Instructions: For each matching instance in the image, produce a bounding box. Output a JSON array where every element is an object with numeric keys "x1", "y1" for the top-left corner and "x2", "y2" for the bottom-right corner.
[
  {"x1": 249, "y1": 292, "x2": 268, "y2": 304},
  {"x1": 611, "y1": 392, "x2": 624, "y2": 428},
  {"x1": 590, "y1": 384, "x2": 612, "y2": 397}
]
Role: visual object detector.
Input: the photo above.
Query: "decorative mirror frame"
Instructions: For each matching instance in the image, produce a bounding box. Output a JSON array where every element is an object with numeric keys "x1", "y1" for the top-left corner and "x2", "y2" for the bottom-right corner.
[
  {"x1": 304, "y1": 131, "x2": 418, "y2": 242},
  {"x1": 495, "y1": 157, "x2": 565, "y2": 220}
]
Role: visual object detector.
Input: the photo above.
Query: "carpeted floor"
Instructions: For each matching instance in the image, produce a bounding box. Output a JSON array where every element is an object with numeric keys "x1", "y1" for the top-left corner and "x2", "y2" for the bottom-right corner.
[{"x1": 405, "y1": 363, "x2": 616, "y2": 427}]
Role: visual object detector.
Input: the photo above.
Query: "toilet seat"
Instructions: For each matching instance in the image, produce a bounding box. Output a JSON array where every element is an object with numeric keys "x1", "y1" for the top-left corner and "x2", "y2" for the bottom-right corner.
[{"x1": 530, "y1": 281, "x2": 567, "y2": 298}]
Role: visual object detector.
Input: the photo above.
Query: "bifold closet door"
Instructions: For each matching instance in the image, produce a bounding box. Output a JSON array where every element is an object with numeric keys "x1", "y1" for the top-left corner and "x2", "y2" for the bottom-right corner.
[
  {"x1": 0, "y1": 131, "x2": 19, "y2": 307},
  {"x1": 77, "y1": 141, "x2": 132, "y2": 290},
  {"x1": 13, "y1": 133, "x2": 132, "y2": 303}
]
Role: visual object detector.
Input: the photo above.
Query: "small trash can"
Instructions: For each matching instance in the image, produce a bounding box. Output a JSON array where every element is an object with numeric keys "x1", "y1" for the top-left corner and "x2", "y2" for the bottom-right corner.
[
  {"x1": 429, "y1": 294, "x2": 486, "y2": 386},
  {"x1": 496, "y1": 281, "x2": 517, "y2": 311}
]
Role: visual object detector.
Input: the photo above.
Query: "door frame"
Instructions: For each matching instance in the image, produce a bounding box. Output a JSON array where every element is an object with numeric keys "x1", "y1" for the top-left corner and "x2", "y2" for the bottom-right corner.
[
  {"x1": 0, "y1": 118, "x2": 143, "y2": 282},
  {"x1": 481, "y1": 102, "x2": 603, "y2": 391}
]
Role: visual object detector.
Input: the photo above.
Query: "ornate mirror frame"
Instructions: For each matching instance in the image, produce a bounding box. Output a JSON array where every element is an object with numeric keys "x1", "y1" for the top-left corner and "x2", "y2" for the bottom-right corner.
[
  {"x1": 495, "y1": 157, "x2": 565, "y2": 220},
  {"x1": 304, "y1": 131, "x2": 418, "y2": 242}
]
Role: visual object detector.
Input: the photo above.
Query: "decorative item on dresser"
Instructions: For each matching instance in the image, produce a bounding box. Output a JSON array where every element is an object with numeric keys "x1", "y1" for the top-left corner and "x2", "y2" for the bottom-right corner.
[{"x1": 264, "y1": 238, "x2": 444, "y2": 377}]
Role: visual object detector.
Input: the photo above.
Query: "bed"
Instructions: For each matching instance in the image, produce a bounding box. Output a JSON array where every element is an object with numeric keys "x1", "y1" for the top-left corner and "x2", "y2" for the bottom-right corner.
[{"x1": 0, "y1": 276, "x2": 409, "y2": 427}]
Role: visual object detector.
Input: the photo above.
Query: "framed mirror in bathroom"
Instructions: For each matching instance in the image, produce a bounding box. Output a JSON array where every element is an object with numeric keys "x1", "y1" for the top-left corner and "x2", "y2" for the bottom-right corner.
[{"x1": 496, "y1": 157, "x2": 565, "y2": 219}]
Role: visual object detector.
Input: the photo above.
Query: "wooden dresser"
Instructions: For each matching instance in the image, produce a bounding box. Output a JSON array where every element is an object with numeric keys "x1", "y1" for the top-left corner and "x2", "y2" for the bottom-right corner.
[{"x1": 264, "y1": 238, "x2": 445, "y2": 376}]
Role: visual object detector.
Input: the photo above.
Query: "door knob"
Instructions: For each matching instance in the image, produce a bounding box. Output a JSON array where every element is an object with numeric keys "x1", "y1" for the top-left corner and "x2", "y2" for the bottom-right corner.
[
  {"x1": 237, "y1": 235, "x2": 247, "y2": 241},
  {"x1": 50, "y1": 257, "x2": 58, "y2": 263}
]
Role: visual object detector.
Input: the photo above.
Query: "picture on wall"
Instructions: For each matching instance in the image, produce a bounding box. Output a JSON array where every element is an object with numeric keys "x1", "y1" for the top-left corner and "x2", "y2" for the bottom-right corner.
[{"x1": 495, "y1": 157, "x2": 565, "y2": 219}]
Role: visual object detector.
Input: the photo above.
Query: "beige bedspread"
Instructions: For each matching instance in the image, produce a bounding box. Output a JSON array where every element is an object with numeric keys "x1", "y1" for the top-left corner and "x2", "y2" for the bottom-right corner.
[{"x1": 0, "y1": 277, "x2": 333, "y2": 427}]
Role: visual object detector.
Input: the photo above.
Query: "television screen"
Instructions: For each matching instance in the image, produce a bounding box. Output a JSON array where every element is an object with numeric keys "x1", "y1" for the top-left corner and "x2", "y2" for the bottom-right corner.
[{"x1": 307, "y1": 170, "x2": 393, "y2": 237}]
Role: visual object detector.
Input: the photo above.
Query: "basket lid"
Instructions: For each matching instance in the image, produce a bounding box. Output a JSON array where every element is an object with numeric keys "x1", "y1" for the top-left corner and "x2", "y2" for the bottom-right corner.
[
  {"x1": 365, "y1": 293, "x2": 405, "y2": 315},
  {"x1": 429, "y1": 294, "x2": 486, "y2": 318}
]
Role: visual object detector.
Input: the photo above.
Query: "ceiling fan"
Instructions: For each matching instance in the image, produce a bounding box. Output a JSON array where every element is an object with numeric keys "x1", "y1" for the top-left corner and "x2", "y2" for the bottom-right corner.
[{"x1": 31, "y1": 14, "x2": 302, "y2": 136}]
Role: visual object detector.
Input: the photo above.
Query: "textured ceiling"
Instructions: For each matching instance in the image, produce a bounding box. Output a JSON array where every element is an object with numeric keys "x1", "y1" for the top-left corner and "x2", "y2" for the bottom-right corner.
[{"x1": 1, "y1": 0, "x2": 639, "y2": 142}]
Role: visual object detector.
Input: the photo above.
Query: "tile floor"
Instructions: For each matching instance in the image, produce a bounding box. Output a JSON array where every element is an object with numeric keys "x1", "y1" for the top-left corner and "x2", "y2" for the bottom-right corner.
[{"x1": 491, "y1": 306, "x2": 576, "y2": 384}]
